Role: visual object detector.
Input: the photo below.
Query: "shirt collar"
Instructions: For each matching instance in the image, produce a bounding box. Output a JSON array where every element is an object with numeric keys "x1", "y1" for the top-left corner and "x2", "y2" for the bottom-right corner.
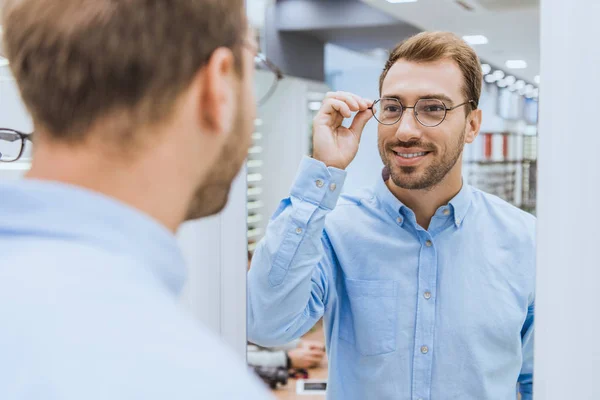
[
  {"x1": 374, "y1": 167, "x2": 473, "y2": 228},
  {"x1": 0, "y1": 179, "x2": 186, "y2": 295},
  {"x1": 448, "y1": 179, "x2": 474, "y2": 227}
]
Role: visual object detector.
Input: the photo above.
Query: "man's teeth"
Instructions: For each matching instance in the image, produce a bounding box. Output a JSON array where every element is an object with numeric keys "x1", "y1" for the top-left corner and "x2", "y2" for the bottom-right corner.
[{"x1": 396, "y1": 152, "x2": 427, "y2": 159}]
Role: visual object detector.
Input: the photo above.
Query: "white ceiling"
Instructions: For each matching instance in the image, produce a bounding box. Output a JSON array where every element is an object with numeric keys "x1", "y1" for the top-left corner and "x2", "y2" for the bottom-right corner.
[{"x1": 360, "y1": 0, "x2": 540, "y2": 85}]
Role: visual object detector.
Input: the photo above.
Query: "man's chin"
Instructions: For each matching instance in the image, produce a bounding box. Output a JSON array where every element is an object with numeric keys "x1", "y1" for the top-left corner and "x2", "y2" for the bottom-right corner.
[
  {"x1": 390, "y1": 168, "x2": 434, "y2": 191},
  {"x1": 184, "y1": 188, "x2": 230, "y2": 221}
]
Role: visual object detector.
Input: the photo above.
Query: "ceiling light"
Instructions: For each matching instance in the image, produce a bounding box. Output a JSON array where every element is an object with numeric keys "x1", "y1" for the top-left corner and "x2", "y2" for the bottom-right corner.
[
  {"x1": 463, "y1": 35, "x2": 489, "y2": 45},
  {"x1": 484, "y1": 74, "x2": 497, "y2": 83},
  {"x1": 504, "y1": 76, "x2": 516, "y2": 85},
  {"x1": 493, "y1": 70, "x2": 505, "y2": 80},
  {"x1": 386, "y1": 0, "x2": 418, "y2": 3},
  {"x1": 508, "y1": 84, "x2": 518, "y2": 92},
  {"x1": 0, "y1": 57, "x2": 9, "y2": 67},
  {"x1": 481, "y1": 64, "x2": 492, "y2": 75},
  {"x1": 518, "y1": 87, "x2": 527, "y2": 96},
  {"x1": 533, "y1": 88, "x2": 539, "y2": 98},
  {"x1": 515, "y1": 80, "x2": 525, "y2": 89},
  {"x1": 506, "y1": 60, "x2": 527, "y2": 69},
  {"x1": 497, "y1": 79, "x2": 508, "y2": 88},
  {"x1": 534, "y1": 75, "x2": 541, "y2": 84}
]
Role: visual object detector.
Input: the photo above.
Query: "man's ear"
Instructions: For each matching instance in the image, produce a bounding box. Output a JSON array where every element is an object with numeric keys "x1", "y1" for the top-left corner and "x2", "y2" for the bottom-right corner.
[
  {"x1": 197, "y1": 47, "x2": 236, "y2": 136},
  {"x1": 465, "y1": 108, "x2": 482, "y2": 144}
]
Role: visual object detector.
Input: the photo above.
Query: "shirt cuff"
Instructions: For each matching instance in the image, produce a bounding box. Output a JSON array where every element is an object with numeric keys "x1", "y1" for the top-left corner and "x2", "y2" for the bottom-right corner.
[{"x1": 290, "y1": 156, "x2": 347, "y2": 210}]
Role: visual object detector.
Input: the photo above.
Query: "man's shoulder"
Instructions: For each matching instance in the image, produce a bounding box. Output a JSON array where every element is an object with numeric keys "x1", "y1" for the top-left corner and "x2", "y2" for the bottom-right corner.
[
  {"x1": 470, "y1": 187, "x2": 536, "y2": 231},
  {"x1": 334, "y1": 186, "x2": 377, "y2": 211},
  {"x1": 0, "y1": 239, "x2": 271, "y2": 399}
]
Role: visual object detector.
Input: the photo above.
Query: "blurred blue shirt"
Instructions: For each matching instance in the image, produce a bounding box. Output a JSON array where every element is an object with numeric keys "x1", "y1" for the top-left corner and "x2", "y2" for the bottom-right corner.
[
  {"x1": 248, "y1": 156, "x2": 535, "y2": 400},
  {"x1": 0, "y1": 179, "x2": 270, "y2": 400}
]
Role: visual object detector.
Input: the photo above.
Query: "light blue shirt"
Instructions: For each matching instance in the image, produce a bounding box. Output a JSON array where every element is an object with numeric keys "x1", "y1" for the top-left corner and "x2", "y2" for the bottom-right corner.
[
  {"x1": 248, "y1": 157, "x2": 535, "y2": 400},
  {"x1": 0, "y1": 179, "x2": 270, "y2": 400}
]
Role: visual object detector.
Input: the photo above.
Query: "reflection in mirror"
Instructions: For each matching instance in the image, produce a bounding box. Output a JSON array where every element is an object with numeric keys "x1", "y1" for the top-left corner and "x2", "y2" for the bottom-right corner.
[{"x1": 246, "y1": 1, "x2": 539, "y2": 399}]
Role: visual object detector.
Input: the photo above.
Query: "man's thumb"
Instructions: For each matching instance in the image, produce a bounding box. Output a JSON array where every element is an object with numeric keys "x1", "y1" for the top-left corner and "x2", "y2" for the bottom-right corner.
[{"x1": 349, "y1": 109, "x2": 374, "y2": 139}]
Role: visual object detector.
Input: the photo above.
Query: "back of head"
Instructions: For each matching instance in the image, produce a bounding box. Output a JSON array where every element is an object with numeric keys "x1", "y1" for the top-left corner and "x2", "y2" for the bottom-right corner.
[
  {"x1": 379, "y1": 31, "x2": 482, "y2": 111},
  {"x1": 1, "y1": 0, "x2": 246, "y2": 142}
]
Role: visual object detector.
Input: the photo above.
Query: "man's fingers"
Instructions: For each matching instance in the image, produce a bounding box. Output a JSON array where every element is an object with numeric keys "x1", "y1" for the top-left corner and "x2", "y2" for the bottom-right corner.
[
  {"x1": 349, "y1": 109, "x2": 374, "y2": 140},
  {"x1": 325, "y1": 91, "x2": 369, "y2": 112},
  {"x1": 322, "y1": 98, "x2": 352, "y2": 119}
]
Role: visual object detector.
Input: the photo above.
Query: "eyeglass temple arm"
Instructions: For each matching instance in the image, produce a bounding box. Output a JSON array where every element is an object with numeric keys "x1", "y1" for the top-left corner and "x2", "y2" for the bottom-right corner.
[
  {"x1": 448, "y1": 100, "x2": 476, "y2": 111},
  {"x1": 257, "y1": 53, "x2": 284, "y2": 80},
  {"x1": 0, "y1": 130, "x2": 34, "y2": 142}
]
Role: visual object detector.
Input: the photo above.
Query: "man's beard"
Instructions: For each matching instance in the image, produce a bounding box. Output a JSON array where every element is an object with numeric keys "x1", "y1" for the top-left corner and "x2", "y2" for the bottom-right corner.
[
  {"x1": 379, "y1": 127, "x2": 466, "y2": 191},
  {"x1": 184, "y1": 105, "x2": 249, "y2": 221}
]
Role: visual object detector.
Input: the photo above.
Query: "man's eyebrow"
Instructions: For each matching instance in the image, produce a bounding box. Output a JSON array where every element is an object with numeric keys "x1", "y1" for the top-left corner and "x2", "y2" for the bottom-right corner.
[{"x1": 381, "y1": 93, "x2": 455, "y2": 105}]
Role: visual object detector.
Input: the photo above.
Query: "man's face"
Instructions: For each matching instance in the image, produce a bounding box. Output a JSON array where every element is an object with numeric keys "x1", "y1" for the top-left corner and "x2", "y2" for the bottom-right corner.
[
  {"x1": 185, "y1": 32, "x2": 257, "y2": 220},
  {"x1": 377, "y1": 58, "x2": 476, "y2": 190}
]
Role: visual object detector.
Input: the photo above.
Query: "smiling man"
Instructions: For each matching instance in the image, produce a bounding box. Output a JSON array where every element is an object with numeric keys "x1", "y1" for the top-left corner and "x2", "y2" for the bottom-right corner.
[{"x1": 247, "y1": 32, "x2": 535, "y2": 400}]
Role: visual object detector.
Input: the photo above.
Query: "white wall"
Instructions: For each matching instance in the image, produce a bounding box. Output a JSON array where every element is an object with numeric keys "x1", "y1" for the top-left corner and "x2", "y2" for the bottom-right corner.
[
  {"x1": 534, "y1": 0, "x2": 600, "y2": 398},
  {"x1": 178, "y1": 170, "x2": 248, "y2": 359},
  {"x1": 256, "y1": 75, "x2": 329, "y2": 236}
]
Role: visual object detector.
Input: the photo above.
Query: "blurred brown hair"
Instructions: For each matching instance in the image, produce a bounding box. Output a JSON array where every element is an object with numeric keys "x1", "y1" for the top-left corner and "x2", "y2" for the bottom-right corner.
[
  {"x1": 1, "y1": 0, "x2": 246, "y2": 142},
  {"x1": 379, "y1": 31, "x2": 482, "y2": 112}
]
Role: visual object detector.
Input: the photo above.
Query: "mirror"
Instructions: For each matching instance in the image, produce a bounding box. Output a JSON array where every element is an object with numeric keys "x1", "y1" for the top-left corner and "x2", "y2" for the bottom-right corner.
[{"x1": 245, "y1": 1, "x2": 539, "y2": 399}]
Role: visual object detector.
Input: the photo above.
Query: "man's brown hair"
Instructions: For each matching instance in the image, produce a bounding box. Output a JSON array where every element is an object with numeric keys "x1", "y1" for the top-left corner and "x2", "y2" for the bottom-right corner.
[
  {"x1": 379, "y1": 31, "x2": 482, "y2": 111},
  {"x1": 1, "y1": 0, "x2": 246, "y2": 141}
]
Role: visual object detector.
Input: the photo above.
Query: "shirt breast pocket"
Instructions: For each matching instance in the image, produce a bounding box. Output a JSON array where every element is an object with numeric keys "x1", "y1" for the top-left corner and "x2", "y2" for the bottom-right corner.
[{"x1": 339, "y1": 278, "x2": 399, "y2": 356}]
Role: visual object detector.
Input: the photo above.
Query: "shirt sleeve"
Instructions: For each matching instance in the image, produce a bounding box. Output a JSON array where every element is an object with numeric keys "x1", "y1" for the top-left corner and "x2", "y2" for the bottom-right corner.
[
  {"x1": 518, "y1": 300, "x2": 535, "y2": 400},
  {"x1": 247, "y1": 156, "x2": 345, "y2": 347}
]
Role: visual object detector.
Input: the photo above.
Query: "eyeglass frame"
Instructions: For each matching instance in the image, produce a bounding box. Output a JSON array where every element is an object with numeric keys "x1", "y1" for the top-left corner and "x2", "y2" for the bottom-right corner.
[
  {"x1": 369, "y1": 98, "x2": 476, "y2": 128},
  {"x1": 242, "y1": 42, "x2": 284, "y2": 106},
  {"x1": 0, "y1": 128, "x2": 33, "y2": 163},
  {"x1": 254, "y1": 52, "x2": 283, "y2": 106}
]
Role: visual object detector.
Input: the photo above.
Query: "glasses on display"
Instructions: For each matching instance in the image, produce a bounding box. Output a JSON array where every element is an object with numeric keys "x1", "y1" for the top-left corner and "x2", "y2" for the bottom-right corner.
[
  {"x1": 0, "y1": 128, "x2": 32, "y2": 163},
  {"x1": 254, "y1": 52, "x2": 283, "y2": 106},
  {"x1": 369, "y1": 98, "x2": 475, "y2": 127}
]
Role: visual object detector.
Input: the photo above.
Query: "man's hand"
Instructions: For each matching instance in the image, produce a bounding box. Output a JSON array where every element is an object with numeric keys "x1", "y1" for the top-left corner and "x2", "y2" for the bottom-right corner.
[
  {"x1": 312, "y1": 91, "x2": 374, "y2": 170},
  {"x1": 300, "y1": 340, "x2": 325, "y2": 352},
  {"x1": 288, "y1": 340, "x2": 326, "y2": 369}
]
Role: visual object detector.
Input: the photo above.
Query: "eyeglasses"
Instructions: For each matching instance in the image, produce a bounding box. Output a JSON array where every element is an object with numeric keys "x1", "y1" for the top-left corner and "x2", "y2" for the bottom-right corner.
[
  {"x1": 369, "y1": 98, "x2": 475, "y2": 127},
  {"x1": 253, "y1": 52, "x2": 283, "y2": 106},
  {"x1": 0, "y1": 128, "x2": 33, "y2": 162},
  {"x1": 244, "y1": 40, "x2": 283, "y2": 107}
]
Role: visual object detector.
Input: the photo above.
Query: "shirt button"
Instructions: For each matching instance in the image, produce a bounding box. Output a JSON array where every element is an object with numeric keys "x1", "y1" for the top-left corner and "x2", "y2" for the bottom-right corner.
[
  {"x1": 316, "y1": 179, "x2": 324, "y2": 188},
  {"x1": 329, "y1": 183, "x2": 337, "y2": 191},
  {"x1": 396, "y1": 217, "x2": 403, "y2": 224},
  {"x1": 424, "y1": 291, "x2": 432, "y2": 300},
  {"x1": 295, "y1": 227, "x2": 303, "y2": 234},
  {"x1": 421, "y1": 346, "x2": 429, "y2": 354},
  {"x1": 456, "y1": 218, "x2": 461, "y2": 225},
  {"x1": 425, "y1": 240, "x2": 432, "y2": 247},
  {"x1": 443, "y1": 209, "x2": 450, "y2": 215}
]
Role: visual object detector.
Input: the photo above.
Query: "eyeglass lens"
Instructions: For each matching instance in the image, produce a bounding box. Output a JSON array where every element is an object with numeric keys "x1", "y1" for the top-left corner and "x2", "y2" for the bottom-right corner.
[
  {"x1": 0, "y1": 129, "x2": 24, "y2": 162},
  {"x1": 254, "y1": 55, "x2": 278, "y2": 106}
]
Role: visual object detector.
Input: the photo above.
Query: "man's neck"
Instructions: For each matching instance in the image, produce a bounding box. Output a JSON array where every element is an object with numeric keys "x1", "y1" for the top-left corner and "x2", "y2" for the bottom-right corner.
[
  {"x1": 386, "y1": 166, "x2": 463, "y2": 231},
  {"x1": 25, "y1": 141, "x2": 193, "y2": 233}
]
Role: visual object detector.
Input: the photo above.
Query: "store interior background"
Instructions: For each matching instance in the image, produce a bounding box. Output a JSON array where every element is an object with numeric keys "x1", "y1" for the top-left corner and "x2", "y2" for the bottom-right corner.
[
  {"x1": 9, "y1": 0, "x2": 600, "y2": 399},
  {"x1": 246, "y1": 0, "x2": 539, "y2": 397}
]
